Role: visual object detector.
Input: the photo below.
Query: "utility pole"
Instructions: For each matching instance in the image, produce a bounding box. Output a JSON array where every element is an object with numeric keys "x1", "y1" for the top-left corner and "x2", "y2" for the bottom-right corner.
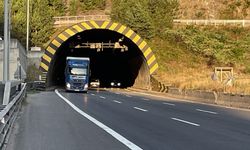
[
  {"x1": 26, "y1": 0, "x2": 30, "y2": 52},
  {"x1": 3, "y1": 0, "x2": 10, "y2": 81}
]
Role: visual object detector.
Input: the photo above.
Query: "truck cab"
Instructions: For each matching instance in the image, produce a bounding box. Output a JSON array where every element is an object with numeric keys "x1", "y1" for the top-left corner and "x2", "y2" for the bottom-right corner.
[{"x1": 65, "y1": 57, "x2": 90, "y2": 92}]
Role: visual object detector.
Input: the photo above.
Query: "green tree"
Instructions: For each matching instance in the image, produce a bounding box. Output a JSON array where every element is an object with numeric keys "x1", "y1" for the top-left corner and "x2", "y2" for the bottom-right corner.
[
  {"x1": 48, "y1": 0, "x2": 66, "y2": 16},
  {"x1": 69, "y1": 0, "x2": 79, "y2": 15},
  {"x1": 147, "y1": 0, "x2": 178, "y2": 37},
  {"x1": 69, "y1": 0, "x2": 105, "y2": 15},
  {"x1": 29, "y1": 0, "x2": 54, "y2": 47},
  {"x1": 11, "y1": 0, "x2": 27, "y2": 44},
  {"x1": 111, "y1": 0, "x2": 154, "y2": 39},
  {"x1": 111, "y1": 0, "x2": 178, "y2": 39},
  {"x1": 80, "y1": 0, "x2": 105, "y2": 10},
  {"x1": 11, "y1": 0, "x2": 65, "y2": 47}
]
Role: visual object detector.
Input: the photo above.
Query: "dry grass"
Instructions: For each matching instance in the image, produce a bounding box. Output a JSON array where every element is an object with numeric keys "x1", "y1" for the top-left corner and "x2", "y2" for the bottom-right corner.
[
  {"x1": 177, "y1": 0, "x2": 250, "y2": 19},
  {"x1": 156, "y1": 65, "x2": 250, "y2": 95}
]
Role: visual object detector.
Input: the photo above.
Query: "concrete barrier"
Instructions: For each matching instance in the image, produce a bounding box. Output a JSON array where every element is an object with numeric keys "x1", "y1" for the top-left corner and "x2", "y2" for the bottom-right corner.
[
  {"x1": 166, "y1": 87, "x2": 250, "y2": 109},
  {"x1": 217, "y1": 93, "x2": 250, "y2": 109}
]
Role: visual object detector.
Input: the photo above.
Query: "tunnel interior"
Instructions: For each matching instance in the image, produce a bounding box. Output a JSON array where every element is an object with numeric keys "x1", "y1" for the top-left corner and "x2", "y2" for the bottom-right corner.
[{"x1": 47, "y1": 29, "x2": 150, "y2": 88}]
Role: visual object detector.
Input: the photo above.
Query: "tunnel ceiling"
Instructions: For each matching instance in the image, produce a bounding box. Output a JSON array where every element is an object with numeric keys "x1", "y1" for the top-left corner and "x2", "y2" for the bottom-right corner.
[{"x1": 40, "y1": 20, "x2": 158, "y2": 88}]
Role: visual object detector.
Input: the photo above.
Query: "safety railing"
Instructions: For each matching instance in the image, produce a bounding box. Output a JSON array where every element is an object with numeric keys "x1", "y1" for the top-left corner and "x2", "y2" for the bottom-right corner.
[
  {"x1": 53, "y1": 15, "x2": 111, "y2": 27},
  {"x1": 0, "y1": 81, "x2": 26, "y2": 149},
  {"x1": 173, "y1": 19, "x2": 250, "y2": 27}
]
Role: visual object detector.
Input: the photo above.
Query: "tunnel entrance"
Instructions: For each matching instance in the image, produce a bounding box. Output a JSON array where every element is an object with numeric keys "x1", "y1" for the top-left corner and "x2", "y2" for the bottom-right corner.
[{"x1": 40, "y1": 21, "x2": 158, "y2": 89}]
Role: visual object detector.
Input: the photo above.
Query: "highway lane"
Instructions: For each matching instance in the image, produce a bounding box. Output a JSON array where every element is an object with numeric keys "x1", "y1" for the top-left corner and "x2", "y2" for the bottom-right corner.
[
  {"x1": 59, "y1": 89, "x2": 250, "y2": 150},
  {"x1": 6, "y1": 91, "x2": 129, "y2": 150},
  {"x1": 7, "y1": 89, "x2": 250, "y2": 150}
]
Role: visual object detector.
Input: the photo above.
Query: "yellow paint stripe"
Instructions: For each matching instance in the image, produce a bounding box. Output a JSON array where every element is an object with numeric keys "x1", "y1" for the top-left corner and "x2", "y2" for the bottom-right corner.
[
  {"x1": 147, "y1": 55, "x2": 156, "y2": 66},
  {"x1": 139, "y1": 41, "x2": 147, "y2": 50},
  {"x1": 125, "y1": 30, "x2": 134, "y2": 38},
  {"x1": 40, "y1": 62, "x2": 49, "y2": 71},
  {"x1": 109, "y1": 23, "x2": 118, "y2": 30},
  {"x1": 150, "y1": 63, "x2": 159, "y2": 74},
  {"x1": 117, "y1": 25, "x2": 126, "y2": 33},
  {"x1": 58, "y1": 33, "x2": 67, "y2": 41},
  {"x1": 81, "y1": 22, "x2": 92, "y2": 30},
  {"x1": 47, "y1": 46, "x2": 56, "y2": 55},
  {"x1": 101, "y1": 21, "x2": 109, "y2": 29},
  {"x1": 65, "y1": 29, "x2": 75, "y2": 36},
  {"x1": 89, "y1": 21, "x2": 99, "y2": 28},
  {"x1": 52, "y1": 40, "x2": 61, "y2": 47},
  {"x1": 42, "y1": 54, "x2": 51, "y2": 63},
  {"x1": 73, "y1": 25, "x2": 83, "y2": 32},
  {"x1": 133, "y1": 35, "x2": 141, "y2": 43},
  {"x1": 143, "y1": 48, "x2": 152, "y2": 58}
]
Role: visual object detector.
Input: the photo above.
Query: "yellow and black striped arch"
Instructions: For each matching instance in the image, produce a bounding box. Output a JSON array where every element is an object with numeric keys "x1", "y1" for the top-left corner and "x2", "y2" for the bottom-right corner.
[{"x1": 40, "y1": 20, "x2": 158, "y2": 75}]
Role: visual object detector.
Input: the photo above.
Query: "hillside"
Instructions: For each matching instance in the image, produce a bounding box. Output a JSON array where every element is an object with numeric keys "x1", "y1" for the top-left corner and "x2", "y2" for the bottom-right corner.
[
  {"x1": 177, "y1": 0, "x2": 250, "y2": 19},
  {"x1": 110, "y1": 0, "x2": 250, "y2": 94},
  {"x1": 151, "y1": 26, "x2": 250, "y2": 94}
]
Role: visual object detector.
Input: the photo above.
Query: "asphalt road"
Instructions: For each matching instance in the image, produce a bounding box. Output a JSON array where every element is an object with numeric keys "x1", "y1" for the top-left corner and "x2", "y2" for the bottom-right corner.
[{"x1": 6, "y1": 89, "x2": 250, "y2": 150}]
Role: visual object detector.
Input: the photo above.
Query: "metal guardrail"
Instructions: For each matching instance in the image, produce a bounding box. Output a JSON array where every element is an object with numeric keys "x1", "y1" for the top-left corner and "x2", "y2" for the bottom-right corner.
[
  {"x1": 0, "y1": 82, "x2": 26, "y2": 149},
  {"x1": 53, "y1": 15, "x2": 111, "y2": 27},
  {"x1": 173, "y1": 19, "x2": 250, "y2": 27}
]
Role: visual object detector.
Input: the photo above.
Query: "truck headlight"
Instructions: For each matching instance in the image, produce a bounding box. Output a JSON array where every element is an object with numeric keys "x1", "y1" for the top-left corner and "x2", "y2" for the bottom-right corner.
[
  {"x1": 111, "y1": 82, "x2": 114, "y2": 86},
  {"x1": 66, "y1": 83, "x2": 71, "y2": 88},
  {"x1": 117, "y1": 83, "x2": 121, "y2": 86},
  {"x1": 84, "y1": 84, "x2": 88, "y2": 89}
]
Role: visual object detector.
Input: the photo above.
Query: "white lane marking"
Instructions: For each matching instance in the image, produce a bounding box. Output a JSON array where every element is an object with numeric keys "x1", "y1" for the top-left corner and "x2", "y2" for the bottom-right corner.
[
  {"x1": 113, "y1": 100, "x2": 122, "y2": 104},
  {"x1": 142, "y1": 98, "x2": 149, "y2": 101},
  {"x1": 133, "y1": 107, "x2": 148, "y2": 112},
  {"x1": 171, "y1": 117, "x2": 200, "y2": 127},
  {"x1": 91, "y1": 93, "x2": 95, "y2": 96},
  {"x1": 196, "y1": 109, "x2": 218, "y2": 114},
  {"x1": 163, "y1": 102, "x2": 175, "y2": 106},
  {"x1": 125, "y1": 95, "x2": 132, "y2": 97},
  {"x1": 115, "y1": 93, "x2": 120, "y2": 95},
  {"x1": 55, "y1": 90, "x2": 142, "y2": 150},
  {"x1": 100, "y1": 96, "x2": 106, "y2": 99}
]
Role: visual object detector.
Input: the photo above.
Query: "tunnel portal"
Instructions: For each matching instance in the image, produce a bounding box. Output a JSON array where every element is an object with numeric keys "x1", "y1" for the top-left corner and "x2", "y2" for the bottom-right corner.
[{"x1": 40, "y1": 21, "x2": 158, "y2": 89}]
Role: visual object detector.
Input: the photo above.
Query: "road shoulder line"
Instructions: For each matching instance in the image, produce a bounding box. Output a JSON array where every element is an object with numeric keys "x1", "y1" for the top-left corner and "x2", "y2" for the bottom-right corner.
[{"x1": 55, "y1": 89, "x2": 142, "y2": 150}]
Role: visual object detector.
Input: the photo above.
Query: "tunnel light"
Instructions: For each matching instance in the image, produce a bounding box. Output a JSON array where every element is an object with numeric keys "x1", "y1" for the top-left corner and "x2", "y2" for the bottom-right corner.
[{"x1": 77, "y1": 35, "x2": 81, "y2": 40}]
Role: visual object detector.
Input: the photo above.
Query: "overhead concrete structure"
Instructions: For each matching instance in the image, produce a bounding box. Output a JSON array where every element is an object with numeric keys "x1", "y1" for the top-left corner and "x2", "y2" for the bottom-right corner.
[{"x1": 40, "y1": 20, "x2": 158, "y2": 89}]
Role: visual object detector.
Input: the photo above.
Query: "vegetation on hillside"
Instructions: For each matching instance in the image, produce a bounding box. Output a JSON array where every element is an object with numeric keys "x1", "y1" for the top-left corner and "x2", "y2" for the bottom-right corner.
[
  {"x1": 0, "y1": 0, "x2": 66, "y2": 47},
  {"x1": 0, "y1": 0, "x2": 105, "y2": 48},
  {"x1": 69, "y1": 0, "x2": 105, "y2": 15},
  {"x1": 111, "y1": 0, "x2": 178, "y2": 39},
  {"x1": 151, "y1": 26, "x2": 250, "y2": 93},
  {"x1": 178, "y1": 0, "x2": 250, "y2": 19},
  {"x1": 111, "y1": 0, "x2": 250, "y2": 93},
  {"x1": 164, "y1": 26, "x2": 250, "y2": 67}
]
